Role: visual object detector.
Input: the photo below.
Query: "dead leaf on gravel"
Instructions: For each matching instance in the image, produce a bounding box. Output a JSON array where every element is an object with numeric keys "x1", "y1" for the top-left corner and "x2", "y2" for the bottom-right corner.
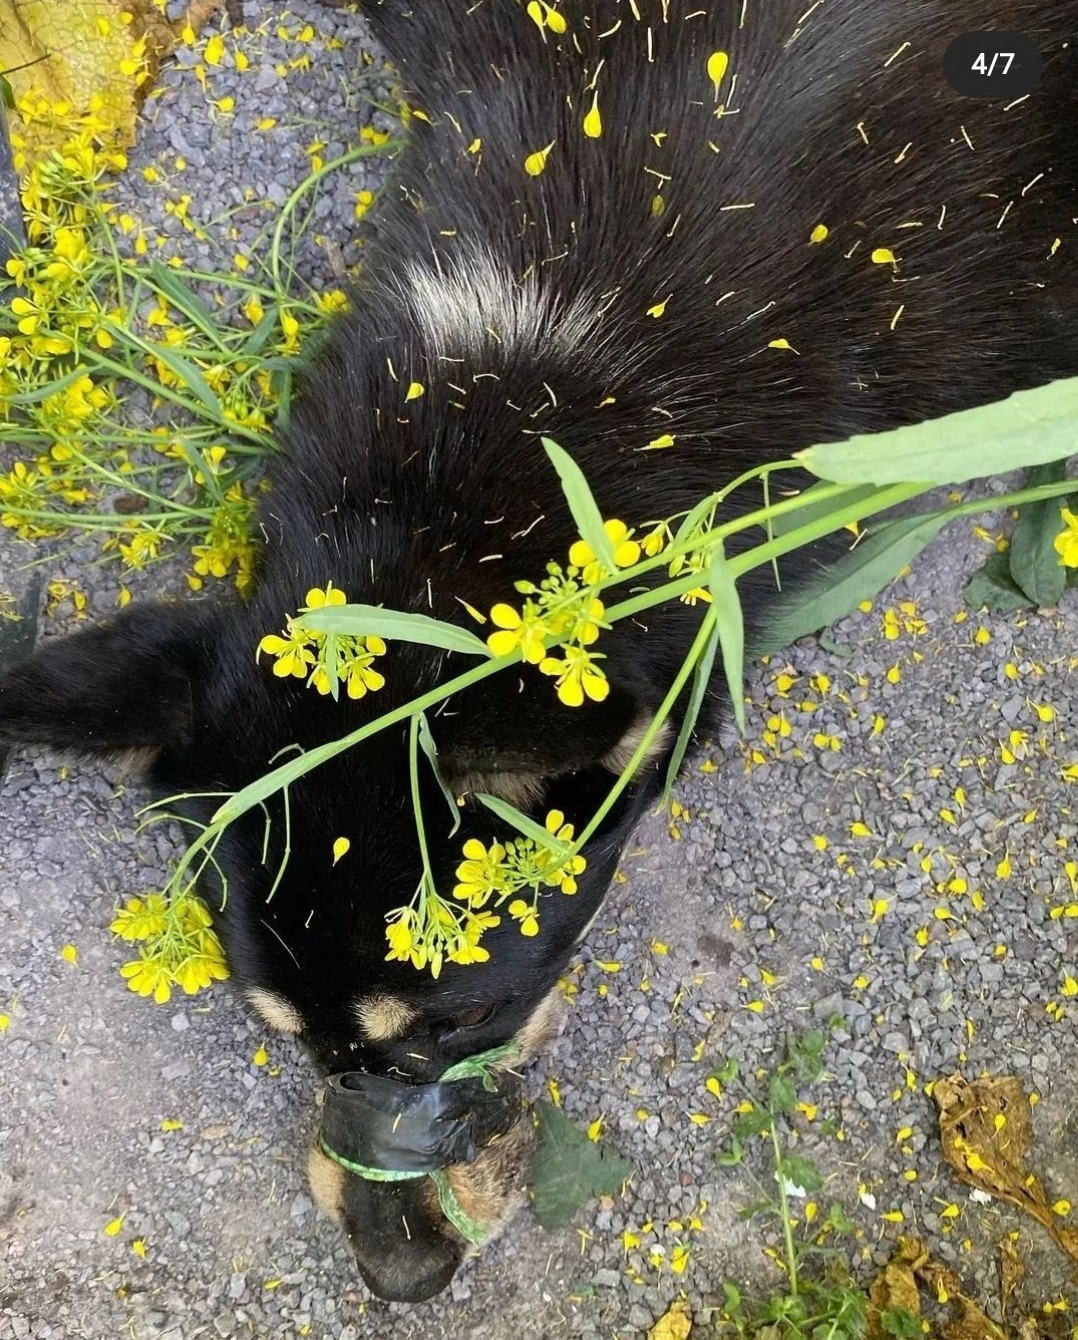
[
  {"x1": 0, "y1": 0, "x2": 222, "y2": 153},
  {"x1": 649, "y1": 1300, "x2": 692, "y2": 1340},
  {"x1": 867, "y1": 1235, "x2": 926, "y2": 1340},
  {"x1": 934, "y1": 1074, "x2": 1078, "y2": 1270},
  {"x1": 999, "y1": 1239, "x2": 1025, "y2": 1310},
  {"x1": 870, "y1": 1238, "x2": 1008, "y2": 1340}
]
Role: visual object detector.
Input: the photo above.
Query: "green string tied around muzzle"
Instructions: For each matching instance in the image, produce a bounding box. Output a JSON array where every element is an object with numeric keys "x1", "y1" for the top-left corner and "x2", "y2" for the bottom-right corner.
[{"x1": 319, "y1": 1040, "x2": 524, "y2": 1246}]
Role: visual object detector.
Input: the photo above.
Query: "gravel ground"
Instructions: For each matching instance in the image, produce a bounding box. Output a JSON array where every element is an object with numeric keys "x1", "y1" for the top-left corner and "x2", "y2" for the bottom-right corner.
[{"x1": 3, "y1": 4, "x2": 1078, "y2": 1338}]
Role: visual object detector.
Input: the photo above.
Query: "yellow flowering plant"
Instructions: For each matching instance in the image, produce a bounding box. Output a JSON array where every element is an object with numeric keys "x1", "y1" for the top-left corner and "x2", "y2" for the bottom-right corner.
[{"x1": 0, "y1": 91, "x2": 397, "y2": 598}]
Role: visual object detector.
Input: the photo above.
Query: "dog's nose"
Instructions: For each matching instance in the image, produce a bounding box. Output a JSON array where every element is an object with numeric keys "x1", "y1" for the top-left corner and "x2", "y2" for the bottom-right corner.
[{"x1": 355, "y1": 1235, "x2": 462, "y2": 1303}]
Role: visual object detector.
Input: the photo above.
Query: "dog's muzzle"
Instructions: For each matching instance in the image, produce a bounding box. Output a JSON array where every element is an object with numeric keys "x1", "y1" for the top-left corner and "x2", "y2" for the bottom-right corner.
[{"x1": 320, "y1": 1066, "x2": 523, "y2": 1176}]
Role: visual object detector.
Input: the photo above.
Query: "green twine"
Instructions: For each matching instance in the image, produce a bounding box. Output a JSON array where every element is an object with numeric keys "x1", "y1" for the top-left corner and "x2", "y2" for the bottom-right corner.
[{"x1": 319, "y1": 1038, "x2": 525, "y2": 1245}]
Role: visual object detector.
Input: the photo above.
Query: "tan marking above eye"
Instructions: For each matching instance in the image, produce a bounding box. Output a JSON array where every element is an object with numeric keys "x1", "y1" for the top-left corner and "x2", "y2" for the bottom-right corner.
[
  {"x1": 246, "y1": 987, "x2": 303, "y2": 1034},
  {"x1": 354, "y1": 993, "x2": 418, "y2": 1042}
]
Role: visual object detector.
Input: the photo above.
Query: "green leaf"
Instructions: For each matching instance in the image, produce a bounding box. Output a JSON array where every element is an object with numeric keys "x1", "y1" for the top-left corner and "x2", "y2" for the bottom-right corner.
[
  {"x1": 241, "y1": 304, "x2": 281, "y2": 357},
  {"x1": 110, "y1": 325, "x2": 223, "y2": 417},
  {"x1": 662, "y1": 614, "x2": 718, "y2": 803},
  {"x1": 798, "y1": 374, "x2": 1078, "y2": 484},
  {"x1": 417, "y1": 713, "x2": 461, "y2": 837},
  {"x1": 768, "y1": 1074, "x2": 797, "y2": 1114},
  {"x1": 721, "y1": 1282, "x2": 743, "y2": 1317},
  {"x1": 881, "y1": 1308, "x2": 922, "y2": 1340},
  {"x1": 475, "y1": 793, "x2": 570, "y2": 854},
  {"x1": 767, "y1": 480, "x2": 881, "y2": 537},
  {"x1": 147, "y1": 261, "x2": 226, "y2": 345},
  {"x1": 1008, "y1": 462, "x2": 1069, "y2": 607},
  {"x1": 716, "y1": 1136, "x2": 744, "y2": 1167},
  {"x1": 709, "y1": 545, "x2": 746, "y2": 734},
  {"x1": 827, "y1": 1203, "x2": 854, "y2": 1234},
  {"x1": 300, "y1": 605, "x2": 491, "y2": 657},
  {"x1": 530, "y1": 1099, "x2": 633, "y2": 1230},
  {"x1": 734, "y1": 1108, "x2": 773, "y2": 1140},
  {"x1": 780, "y1": 1153, "x2": 824, "y2": 1194},
  {"x1": 964, "y1": 549, "x2": 1033, "y2": 613},
  {"x1": 715, "y1": 1057, "x2": 740, "y2": 1083},
  {"x1": 0, "y1": 74, "x2": 14, "y2": 111},
  {"x1": 542, "y1": 438, "x2": 616, "y2": 571},
  {"x1": 754, "y1": 511, "x2": 950, "y2": 655}
]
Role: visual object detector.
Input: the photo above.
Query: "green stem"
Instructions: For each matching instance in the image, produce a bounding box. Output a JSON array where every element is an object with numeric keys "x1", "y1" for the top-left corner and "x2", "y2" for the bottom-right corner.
[
  {"x1": 770, "y1": 1119, "x2": 799, "y2": 1296},
  {"x1": 572, "y1": 604, "x2": 717, "y2": 850}
]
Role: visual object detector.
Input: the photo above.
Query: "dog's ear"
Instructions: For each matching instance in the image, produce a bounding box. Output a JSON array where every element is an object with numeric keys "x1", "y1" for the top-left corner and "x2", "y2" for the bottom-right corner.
[{"x1": 0, "y1": 601, "x2": 222, "y2": 756}]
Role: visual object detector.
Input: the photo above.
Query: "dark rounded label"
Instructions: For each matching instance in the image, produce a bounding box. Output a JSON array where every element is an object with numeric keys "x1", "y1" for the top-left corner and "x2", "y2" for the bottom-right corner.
[{"x1": 943, "y1": 32, "x2": 1043, "y2": 98}]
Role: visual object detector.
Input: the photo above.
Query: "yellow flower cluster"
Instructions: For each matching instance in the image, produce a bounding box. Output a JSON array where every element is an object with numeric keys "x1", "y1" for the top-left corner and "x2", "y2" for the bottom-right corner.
[
  {"x1": 257, "y1": 583, "x2": 387, "y2": 698},
  {"x1": 384, "y1": 811, "x2": 586, "y2": 976},
  {"x1": 111, "y1": 891, "x2": 228, "y2": 1004},
  {"x1": 486, "y1": 518, "x2": 645, "y2": 706},
  {"x1": 1055, "y1": 507, "x2": 1078, "y2": 568}
]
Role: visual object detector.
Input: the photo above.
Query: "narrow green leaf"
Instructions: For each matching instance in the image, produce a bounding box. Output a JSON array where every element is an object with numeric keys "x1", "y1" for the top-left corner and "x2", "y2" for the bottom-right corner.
[
  {"x1": 709, "y1": 545, "x2": 746, "y2": 734},
  {"x1": 767, "y1": 480, "x2": 881, "y2": 537},
  {"x1": 753, "y1": 511, "x2": 950, "y2": 655},
  {"x1": 1008, "y1": 462, "x2": 1069, "y2": 606},
  {"x1": 474, "y1": 793, "x2": 569, "y2": 854},
  {"x1": 542, "y1": 437, "x2": 616, "y2": 570},
  {"x1": 662, "y1": 615, "x2": 719, "y2": 803},
  {"x1": 147, "y1": 260, "x2": 225, "y2": 343},
  {"x1": 417, "y1": 713, "x2": 461, "y2": 836},
  {"x1": 109, "y1": 325, "x2": 223, "y2": 416},
  {"x1": 964, "y1": 550, "x2": 1033, "y2": 613},
  {"x1": 241, "y1": 305, "x2": 280, "y2": 357},
  {"x1": 301, "y1": 605, "x2": 491, "y2": 656},
  {"x1": 798, "y1": 374, "x2": 1078, "y2": 485},
  {"x1": 0, "y1": 75, "x2": 14, "y2": 110},
  {"x1": 531, "y1": 1100, "x2": 633, "y2": 1230}
]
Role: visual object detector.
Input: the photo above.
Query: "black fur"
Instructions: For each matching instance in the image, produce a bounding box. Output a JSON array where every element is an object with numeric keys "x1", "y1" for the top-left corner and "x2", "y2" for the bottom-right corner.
[{"x1": 2, "y1": 0, "x2": 1076, "y2": 1303}]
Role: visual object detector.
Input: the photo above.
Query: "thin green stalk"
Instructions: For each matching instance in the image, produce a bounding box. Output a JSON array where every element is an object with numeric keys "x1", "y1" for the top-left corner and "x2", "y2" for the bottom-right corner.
[{"x1": 770, "y1": 1119, "x2": 800, "y2": 1296}]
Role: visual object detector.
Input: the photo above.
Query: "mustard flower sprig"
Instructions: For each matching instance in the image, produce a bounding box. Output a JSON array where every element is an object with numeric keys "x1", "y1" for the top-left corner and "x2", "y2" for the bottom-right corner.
[
  {"x1": 485, "y1": 518, "x2": 641, "y2": 706},
  {"x1": 257, "y1": 583, "x2": 387, "y2": 700},
  {"x1": 111, "y1": 891, "x2": 228, "y2": 1004},
  {"x1": 383, "y1": 809, "x2": 586, "y2": 977}
]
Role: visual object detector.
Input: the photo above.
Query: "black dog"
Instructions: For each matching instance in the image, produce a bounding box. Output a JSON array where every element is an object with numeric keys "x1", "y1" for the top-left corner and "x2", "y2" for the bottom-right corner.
[{"x1": 1, "y1": 0, "x2": 1076, "y2": 1304}]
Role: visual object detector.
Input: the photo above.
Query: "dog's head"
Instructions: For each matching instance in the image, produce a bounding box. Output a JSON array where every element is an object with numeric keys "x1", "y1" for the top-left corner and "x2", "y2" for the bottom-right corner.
[{"x1": 0, "y1": 586, "x2": 671, "y2": 1299}]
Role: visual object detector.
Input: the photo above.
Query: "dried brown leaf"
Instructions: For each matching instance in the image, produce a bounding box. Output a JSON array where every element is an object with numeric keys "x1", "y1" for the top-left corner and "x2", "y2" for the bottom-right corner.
[
  {"x1": 998, "y1": 1239, "x2": 1025, "y2": 1311},
  {"x1": 934, "y1": 1074, "x2": 1078, "y2": 1271},
  {"x1": 867, "y1": 1236, "x2": 926, "y2": 1340}
]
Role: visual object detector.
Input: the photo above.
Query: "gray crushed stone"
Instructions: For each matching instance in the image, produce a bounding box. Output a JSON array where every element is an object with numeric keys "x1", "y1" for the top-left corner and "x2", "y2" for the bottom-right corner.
[{"x1": 3, "y1": 4, "x2": 1078, "y2": 1338}]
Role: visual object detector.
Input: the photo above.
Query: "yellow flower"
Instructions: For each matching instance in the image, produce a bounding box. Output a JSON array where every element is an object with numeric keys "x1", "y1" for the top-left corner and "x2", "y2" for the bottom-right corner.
[
  {"x1": 257, "y1": 630, "x2": 315, "y2": 678},
  {"x1": 120, "y1": 956, "x2": 172, "y2": 1004},
  {"x1": 568, "y1": 519, "x2": 640, "y2": 584},
  {"x1": 539, "y1": 644, "x2": 610, "y2": 707},
  {"x1": 454, "y1": 839, "x2": 509, "y2": 906},
  {"x1": 508, "y1": 899, "x2": 540, "y2": 936},
  {"x1": 1055, "y1": 507, "x2": 1078, "y2": 568},
  {"x1": 487, "y1": 601, "x2": 548, "y2": 663},
  {"x1": 304, "y1": 583, "x2": 347, "y2": 610}
]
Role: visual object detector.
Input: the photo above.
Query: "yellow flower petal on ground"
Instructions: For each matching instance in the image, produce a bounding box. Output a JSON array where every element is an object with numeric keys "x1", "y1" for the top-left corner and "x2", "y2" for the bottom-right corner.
[
  {"x1": 810, "y1": 223, "x2": 829, "y2": 243},
  {"x1": 707, "y1": 50, "x2": 729, "y2": 98},
  {"x1": 332, "y1": 837, "x2": 351, "y2": 865},
  {"x1": 405, "y1": 381, "x2": 425, "y2": 401},
  {"x1": 104, "y1": 1215, "x2": 124, "y2": 1237}
]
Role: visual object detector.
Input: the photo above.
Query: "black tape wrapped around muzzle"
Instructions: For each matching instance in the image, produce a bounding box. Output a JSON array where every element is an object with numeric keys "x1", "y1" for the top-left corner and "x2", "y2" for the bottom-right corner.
[{"x1": 321, "y1": 1068, "x2": 523, "y2": 1175}]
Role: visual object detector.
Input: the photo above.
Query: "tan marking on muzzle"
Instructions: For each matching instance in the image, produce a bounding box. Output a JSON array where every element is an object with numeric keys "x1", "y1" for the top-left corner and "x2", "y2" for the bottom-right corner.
[
  {"x1": 307, "y1": 1143, "x2": 346, "y2": 1223},
  {"x1": 246, "y1": 987, "x2": 303, "y2": 1034},
  {"x1": 353, "y1": 992, "x2": 417, "y2": 1042},
  {"x1": 424, "y1": 1113, "x2": 537, "y2": 1246}
]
